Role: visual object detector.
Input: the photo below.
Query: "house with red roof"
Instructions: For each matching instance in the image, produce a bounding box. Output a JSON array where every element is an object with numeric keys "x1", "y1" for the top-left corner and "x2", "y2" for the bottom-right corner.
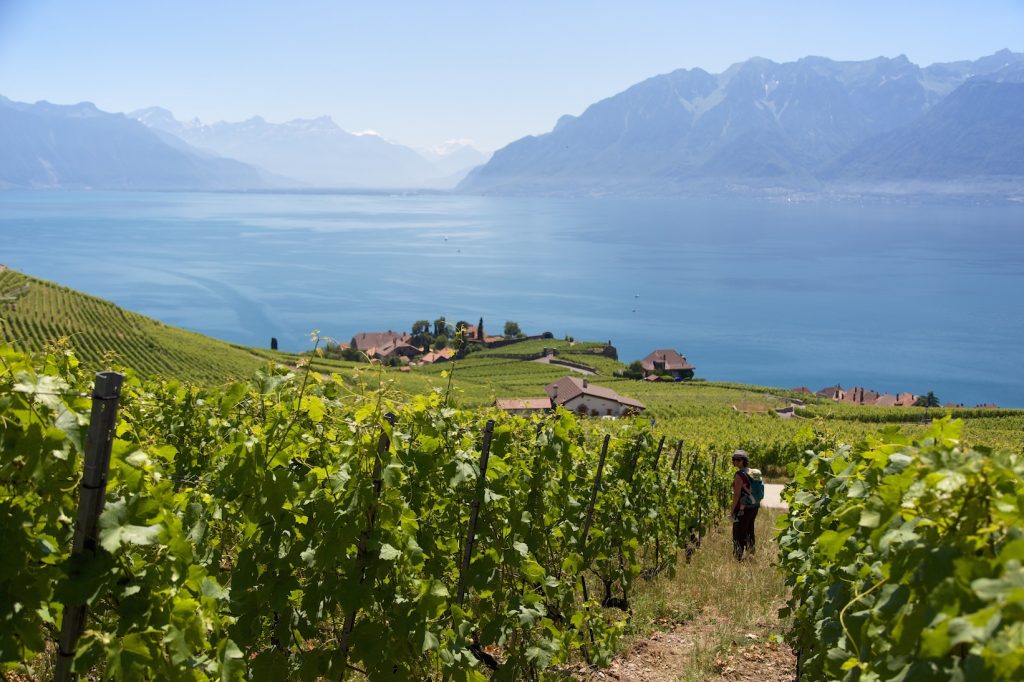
[
  {"x1": 639, "y1": 349, "x2": 695, "y2": 380},
  {"x1": 545, "y1": 376, "x2": 645, "y2": 417}
]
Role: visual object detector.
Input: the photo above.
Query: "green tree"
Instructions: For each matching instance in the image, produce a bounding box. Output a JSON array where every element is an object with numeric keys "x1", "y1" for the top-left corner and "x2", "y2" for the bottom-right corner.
[
  {"x1": 915, "y1": 391, "x2": 941, "y2": 408},
  {"x1": 504, "y1": 320, "x2": 523, "y2": 337},
  {"x1": 617, "y1": 360, "x2": 645, "y2": 380},
  {"x1": 432, "y1": 334, "x2": 448, "y2": 350},
  {"x1": 433, "y1": 316, "x2": 449, "y2": 338},
  {"x1": 410, "y1": 320, "x2": 431, "y2": 349}
]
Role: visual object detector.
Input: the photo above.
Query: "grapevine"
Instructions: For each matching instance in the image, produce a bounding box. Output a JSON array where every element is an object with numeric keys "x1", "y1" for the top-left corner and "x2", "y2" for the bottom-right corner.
[{"x1": 0, "y1": 343, "x2": 731, "y2": 679}]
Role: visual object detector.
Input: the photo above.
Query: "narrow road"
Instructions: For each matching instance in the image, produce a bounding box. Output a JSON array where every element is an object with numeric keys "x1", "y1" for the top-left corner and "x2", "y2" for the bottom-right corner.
[{"x1": 762, "y1": 483, "x2": 788, "y2": 510}]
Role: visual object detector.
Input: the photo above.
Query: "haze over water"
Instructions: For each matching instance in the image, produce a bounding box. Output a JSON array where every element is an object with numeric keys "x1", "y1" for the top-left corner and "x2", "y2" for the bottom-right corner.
[{"x1": 2, "y1": 190, "x2": 1022, "y2": 407}]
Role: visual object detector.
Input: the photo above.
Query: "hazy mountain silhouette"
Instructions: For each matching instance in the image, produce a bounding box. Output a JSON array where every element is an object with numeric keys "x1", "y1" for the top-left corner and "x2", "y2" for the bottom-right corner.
[
  {"x1": 130, "y1": 108, "x2": 482, "y2": 189},
  {"x1": 460, "y1": 50, "x2": 1024, "y2": 196},
  {"x1": 825, "y1": 74, "x2": 1024, "y2": 179},
  {"x1": 0, "y1": 97, "x2": 278, "y2": 190}
]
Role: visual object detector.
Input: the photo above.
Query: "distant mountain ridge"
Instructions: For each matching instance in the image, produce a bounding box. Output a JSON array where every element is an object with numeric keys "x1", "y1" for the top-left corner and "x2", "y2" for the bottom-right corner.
[
  {"x1": 130, "y1": 108, "x2": 488, "y2": 189},
  {"x1": 460, "y1": 50, "x2": 1024, "y2": 197},
  {"x1": 0, "y1": 96, "x2": 279, "y2": 190},
  {"x1": 0, "y1": 95, "x2": 489, "y2": 191}
]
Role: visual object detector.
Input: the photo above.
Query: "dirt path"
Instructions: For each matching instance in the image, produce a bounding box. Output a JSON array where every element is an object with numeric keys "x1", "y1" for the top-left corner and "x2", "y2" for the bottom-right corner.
[
  {"x1": 595, "y1": 618, "x2": 795, "y2": 682},
  {"x1": 762, "y1": 483, "x2": 788, "y2": 510},
  {"x1": 580, "y1": 509, "x2": 796, "y2": 681}
]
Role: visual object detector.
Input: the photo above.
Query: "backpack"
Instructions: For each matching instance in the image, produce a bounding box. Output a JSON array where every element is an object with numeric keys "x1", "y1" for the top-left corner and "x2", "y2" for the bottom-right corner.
[
  {"x1": 749, "y1": 468, "x2": 765, "y2": 505},
  {"x1": 741, "y1": 471, "x2": 765, "y2": 507},
  {"x1": 737, "y1": 470, "x2": 758, "y2": 508}
]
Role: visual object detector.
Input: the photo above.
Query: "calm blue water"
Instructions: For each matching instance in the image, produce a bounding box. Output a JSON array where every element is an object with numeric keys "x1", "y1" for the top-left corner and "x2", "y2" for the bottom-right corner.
[{"x1": 2, "y1": 190, "x2": 1022, "y2": 406}]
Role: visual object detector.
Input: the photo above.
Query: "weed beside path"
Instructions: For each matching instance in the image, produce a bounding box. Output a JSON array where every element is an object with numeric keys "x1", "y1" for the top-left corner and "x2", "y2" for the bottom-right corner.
[{"x1": 587, "y1": 509, "x2": 794, "y2": 681}]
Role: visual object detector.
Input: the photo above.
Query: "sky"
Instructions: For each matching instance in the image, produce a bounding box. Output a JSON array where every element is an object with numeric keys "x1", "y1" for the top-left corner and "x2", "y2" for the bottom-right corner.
[{"x1": 1, "y1": 1, "x2": 1022, "y2": 151}]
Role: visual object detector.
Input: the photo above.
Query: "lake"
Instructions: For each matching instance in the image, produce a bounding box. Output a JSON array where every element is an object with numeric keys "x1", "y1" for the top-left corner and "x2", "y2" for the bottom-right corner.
[{"x1": 2, "y1": 190, "x2": 1022, "y2": 407}]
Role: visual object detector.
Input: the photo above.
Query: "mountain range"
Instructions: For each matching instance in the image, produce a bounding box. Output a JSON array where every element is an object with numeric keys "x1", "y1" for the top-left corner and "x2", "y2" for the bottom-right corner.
[
  {"x1": 0, "y1": 98, "x2": 488, "y2": 191},
  {"x1": 128, "y1": 108, "x2": 487, "y2": 188},
  {"x1": 0, "y1": 96, "x2": 279, "y2": 190},
  {"x1": 3, "y1": 50, "x2": 1021, "y2": 196},
  {"x1": 460, "y1": 49, "x2": 1024, "y2": 197}
]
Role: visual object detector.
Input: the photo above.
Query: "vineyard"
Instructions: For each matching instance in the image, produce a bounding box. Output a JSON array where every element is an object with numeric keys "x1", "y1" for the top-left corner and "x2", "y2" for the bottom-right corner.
[
  {"x1": 5, "y1": 269, "x2": 1024, "y2": 681},
  {"x1": 0, "y1": 342, "x2": 732, "y2": 680},
  {"x1": 779, "y1": 419, "x2": 1024, "y2": 680},
  {"x1": 3, "y1": 266, "x2": 1022, "y2": 482},
  {"x1": 0, "y1": 269, "x2": 267, "y2": 383}
]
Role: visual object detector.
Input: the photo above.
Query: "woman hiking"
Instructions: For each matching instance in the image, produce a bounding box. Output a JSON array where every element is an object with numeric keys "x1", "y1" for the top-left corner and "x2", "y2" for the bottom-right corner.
[{"x1": 730, "y1": 449, "x2": 758, "y2": 560}]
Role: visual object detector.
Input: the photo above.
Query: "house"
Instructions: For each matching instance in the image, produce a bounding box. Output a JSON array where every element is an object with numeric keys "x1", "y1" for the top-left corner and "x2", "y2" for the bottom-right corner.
[
  {"x1": 843, "y1": 386, "x2": 881, "y2": 405},
  {"x1": 639, "y1": 349, "x2": 695, "y2": 379},
  {"x1": 351, "y1": 330, "x2": 414, "y2": 353},
  {"x1": 494, "y1": 398, "x2": 553, "y2": 416},
  {"x1": 370, "y1": 340, "x2": 421, "y2": 361},
  {"x1": 420, "y1": 348, "x2": 455, "y2": 364},
  {"x1": 816, "y1": 384, "x2": 846, "y2": 400},
  {"x1": 873, "y1": 394, "x2": 899, "y2": 407},
  {"x1": 545, "y1": 376, "x2": 645, "y2": 417}
]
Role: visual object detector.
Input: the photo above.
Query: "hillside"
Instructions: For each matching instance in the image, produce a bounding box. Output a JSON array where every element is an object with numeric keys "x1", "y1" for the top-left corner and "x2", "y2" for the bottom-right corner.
[
  {"x1": 0, "y1": 267, "x2": 269, "y2": 383},
  {"x1": 825, "y1": 79, "x2": 1024, "y2": 179}
]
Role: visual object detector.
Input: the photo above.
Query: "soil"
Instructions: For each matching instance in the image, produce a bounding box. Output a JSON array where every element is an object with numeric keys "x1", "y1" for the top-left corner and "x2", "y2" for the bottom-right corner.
[{"x1": 573, "y1": 608, "x2": 797, "y2": 682}]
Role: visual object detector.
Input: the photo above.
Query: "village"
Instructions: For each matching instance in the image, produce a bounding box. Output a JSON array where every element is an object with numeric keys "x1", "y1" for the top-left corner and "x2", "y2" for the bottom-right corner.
[{"x1": 326, "y1": 318, "x2": 994, "y2": 418}]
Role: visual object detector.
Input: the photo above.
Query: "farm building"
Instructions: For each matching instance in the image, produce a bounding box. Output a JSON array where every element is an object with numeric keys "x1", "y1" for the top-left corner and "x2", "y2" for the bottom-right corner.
[{"x1": 545, "y1": 376, "x2": 645, "y2": 417}]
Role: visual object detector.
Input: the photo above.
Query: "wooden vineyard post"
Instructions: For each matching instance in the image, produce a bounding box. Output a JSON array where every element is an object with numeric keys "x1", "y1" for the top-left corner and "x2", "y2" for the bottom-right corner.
[
  {"x1": 55, "y1": 372, "x2": 124, "y2": 682},
  {"x1": 672, "y1": 441, "x2": 684, "y2": 545},
  {"x1": 710, "y1": 453, "x2": 719, "y2": 509},
  {"x1": 670, "y1": 440, "x2": 683, "y2": 474},
  {"x1": 651, "y1": 435, "x2": 666, "y2": 568},
  {"x1": 652, "y1": 435, "x2": 666, "y2": 470},
  {"x1": 456, "y1": 419, "x2": 496, "y2": 605},
  {"x1": 578, "y1": 434, "x2": 611, "y2": 604},
  {"x1": 338, "y1": 412, "x2": 395, "y2": 679}
]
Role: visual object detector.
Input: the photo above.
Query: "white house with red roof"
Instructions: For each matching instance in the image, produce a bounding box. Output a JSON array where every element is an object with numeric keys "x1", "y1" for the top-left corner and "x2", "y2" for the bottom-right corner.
[{"x1": 544, "y1": 376, "x2": 645, "y2": 417}]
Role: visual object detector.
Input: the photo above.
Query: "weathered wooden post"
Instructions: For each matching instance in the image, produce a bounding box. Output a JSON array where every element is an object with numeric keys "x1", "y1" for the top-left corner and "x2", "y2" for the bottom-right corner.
[
  {"x1": 670, "y1": 440, "x2": 683, "y2": 474},
  {"x1": 456, "y1": 419, "x2": 496, "y2": 605},
  {"x1": 686, "y1": 448, "x2": 698, "y2": 481},
  {"x1": 579, "y1": 434, "x2": 611, "y2": 604},
  {"x1": 651, "y1": 435, "x2": 666, "y2": 569},
  {"x1": 55, "y1": 372, "x2": 124, "y2": 682},
  {"x1": 338, "y1": 412, "x2": 395, "y2": 679},
  {"x1": 652, "y1": 435, "x2": 666, "y2": 470}
]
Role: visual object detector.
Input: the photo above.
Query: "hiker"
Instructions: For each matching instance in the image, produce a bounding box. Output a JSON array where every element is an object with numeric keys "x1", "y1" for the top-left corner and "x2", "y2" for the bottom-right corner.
[
  {"x1": 730, "y1": 449, "x2": 761, "y2": 560},
  {"x1": 744, "y1": 467, "x2": 765, "y2": 553}
]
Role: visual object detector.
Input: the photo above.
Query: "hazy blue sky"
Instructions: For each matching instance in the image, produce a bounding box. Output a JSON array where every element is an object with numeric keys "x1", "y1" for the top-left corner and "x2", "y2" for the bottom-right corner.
[{"x1": 1, "y1": 1, "x2": 1021, "y2": 150}]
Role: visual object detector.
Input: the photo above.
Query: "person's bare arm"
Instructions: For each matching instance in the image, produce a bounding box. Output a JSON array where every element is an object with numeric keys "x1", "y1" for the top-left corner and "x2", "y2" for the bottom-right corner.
[{"x1": 731, "y1": 473, "x2": 742, "y2": 514}]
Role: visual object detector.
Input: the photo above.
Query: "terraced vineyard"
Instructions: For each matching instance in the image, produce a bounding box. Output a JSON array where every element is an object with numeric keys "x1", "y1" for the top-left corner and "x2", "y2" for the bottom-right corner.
[{"x1": 0, "y1": 268, "x2": 268, "y2": 383}]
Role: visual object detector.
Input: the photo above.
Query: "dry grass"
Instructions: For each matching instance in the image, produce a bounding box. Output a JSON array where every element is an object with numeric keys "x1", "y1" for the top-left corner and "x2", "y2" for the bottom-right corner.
[{"x1": 600, "y1": 508, "x2": 793, "y2": 681}]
